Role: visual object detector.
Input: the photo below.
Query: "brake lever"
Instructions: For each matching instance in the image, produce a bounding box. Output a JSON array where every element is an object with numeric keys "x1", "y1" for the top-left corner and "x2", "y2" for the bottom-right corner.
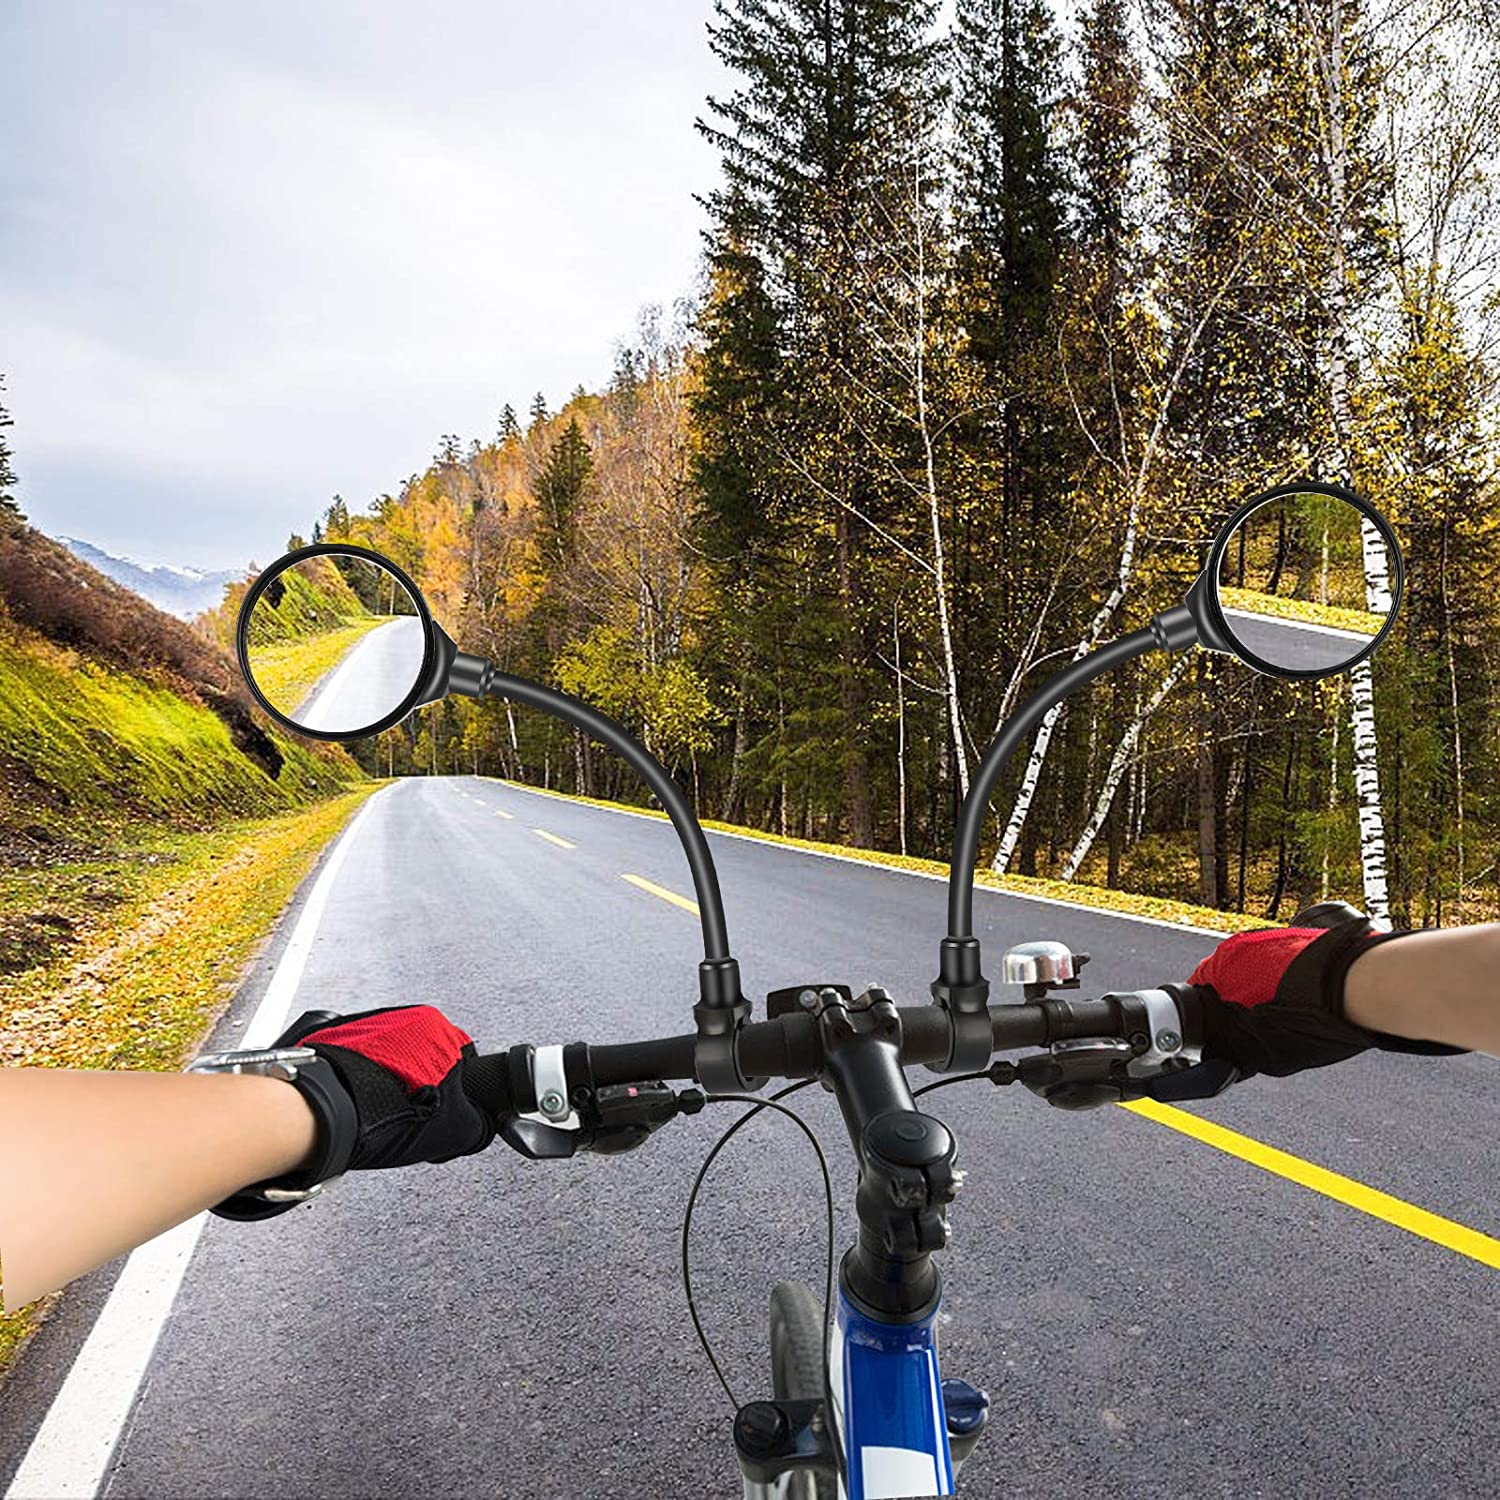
[
  {"x1": 497, "y1": 1083, "x2": 708, "y2": 1160},
  {"x1": 499, "y1": 1116, "x2": 581, "y2": 1160}
]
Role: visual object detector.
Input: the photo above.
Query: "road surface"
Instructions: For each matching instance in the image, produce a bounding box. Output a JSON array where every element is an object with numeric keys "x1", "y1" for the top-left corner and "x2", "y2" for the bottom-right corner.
[
  {"x1": 3, "y1": 778, "x2": 1497, "y2": 1498},
  {"x1": 1221, "y1": 608, "x2": 1376, "y2": 674},
  {"x1": 294, "y1": 616, "x2": 426, "y2": 733}
]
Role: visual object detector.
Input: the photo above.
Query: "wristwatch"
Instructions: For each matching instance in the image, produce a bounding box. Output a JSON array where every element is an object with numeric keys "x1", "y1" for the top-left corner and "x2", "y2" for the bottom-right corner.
[{"x1": 185, "y1": 1044, "x2": 358, "y2": 1221}]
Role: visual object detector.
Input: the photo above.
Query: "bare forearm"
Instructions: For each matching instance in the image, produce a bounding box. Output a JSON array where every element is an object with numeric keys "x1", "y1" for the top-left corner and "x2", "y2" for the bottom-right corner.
[
  {"x1": 1344, "y1": 923, "x2": 1500, "y2": 1053},
  {"x1": 0, "y1": 1069, "x2": 316, "y2": 1311}
]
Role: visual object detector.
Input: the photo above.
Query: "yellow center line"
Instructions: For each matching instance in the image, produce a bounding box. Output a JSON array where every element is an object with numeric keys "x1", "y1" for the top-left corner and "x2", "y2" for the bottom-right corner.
[
  {"x1": 1120, "y1": 1097, "x2": 1500, "y2": 1271},
  {"x1": 532, "y1": 828, "x2": 576, "y2": 850},
  {"x1": 493, "y1": 808, "x2": 514, "y2": 820},
  {"x1": 620, "y1": 873, "x2": 700, "y2": 916}
]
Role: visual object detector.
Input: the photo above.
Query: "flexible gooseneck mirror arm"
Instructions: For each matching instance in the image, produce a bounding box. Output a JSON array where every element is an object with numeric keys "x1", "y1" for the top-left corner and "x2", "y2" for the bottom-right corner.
[
  {"x1": 931, "y1": 608, "x2": 1196, "y2": 1073},
  {"x1": 944, "y1": 616, "x2": 1192, "y2": 942},
  {"x1": 445, "y1": 653, "x2": 755, "y2": 1091},
  {"x1": 447, "y1": 655, "x2": 732, "y2": 962}
]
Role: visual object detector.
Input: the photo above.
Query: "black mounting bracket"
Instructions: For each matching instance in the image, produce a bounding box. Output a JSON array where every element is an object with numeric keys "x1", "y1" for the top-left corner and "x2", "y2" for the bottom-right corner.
[
  {"x1": 694, "y1": 957, "x2": 765, "y2": 1092},
  {"x1": 927, "y1": 936, "x2": 993, "y2": 1074}
]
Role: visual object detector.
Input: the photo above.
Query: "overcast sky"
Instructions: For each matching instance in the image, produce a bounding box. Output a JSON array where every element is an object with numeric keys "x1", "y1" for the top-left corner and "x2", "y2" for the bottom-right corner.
[{"x1": 0, "y1": 1, "x2": 727, "y2": 569}]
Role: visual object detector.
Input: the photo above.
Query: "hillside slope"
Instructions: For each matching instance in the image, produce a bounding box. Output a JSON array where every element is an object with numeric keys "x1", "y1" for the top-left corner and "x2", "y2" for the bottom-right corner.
[
  {"x1": 0, "y1": 516, "x2": 359, "y2": 974},
  {"x1": 0, "y1": 519, "x2": 349, "y2": 844}
]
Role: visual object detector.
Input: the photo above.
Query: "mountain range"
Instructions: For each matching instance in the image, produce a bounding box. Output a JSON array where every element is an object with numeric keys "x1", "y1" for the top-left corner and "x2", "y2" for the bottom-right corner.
[{"x1": 57, "y1": 536, "x2": 241, "y2": 620}]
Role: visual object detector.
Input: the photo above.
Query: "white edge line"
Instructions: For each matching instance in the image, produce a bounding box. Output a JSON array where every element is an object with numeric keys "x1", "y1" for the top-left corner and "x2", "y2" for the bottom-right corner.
[
  {"x1": 477, "y1": 777, "x2": 1230, "y2": 940},
  {"x1": 5, "y1": 786, "x2": 391, "y2": 1500}
]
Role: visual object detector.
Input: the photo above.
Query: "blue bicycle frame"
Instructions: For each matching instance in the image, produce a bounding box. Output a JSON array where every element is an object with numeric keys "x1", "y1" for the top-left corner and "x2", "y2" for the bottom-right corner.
[
  {"x1": 740, "y1": 1283, "x2": 990, "y2": 1500},
  {"x1": 829, "y1": 1288, "x2": 955, "y2": 1500}
]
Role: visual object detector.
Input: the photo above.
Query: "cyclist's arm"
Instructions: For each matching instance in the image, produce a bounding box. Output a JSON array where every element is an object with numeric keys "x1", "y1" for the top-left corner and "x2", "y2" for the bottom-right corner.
[
  {"x1": 0, "y1": 1068, "x2": 318, "y2": 1311},
  {"x1": 1345, "y1": 922, "x2": 1500, "y2": 1054}
]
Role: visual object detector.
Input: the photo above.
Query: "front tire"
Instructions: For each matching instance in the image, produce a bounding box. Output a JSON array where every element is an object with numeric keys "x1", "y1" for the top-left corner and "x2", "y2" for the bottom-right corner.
[{"x1": 769, "y1": 1281, "x2": 836, "y2": 1500}]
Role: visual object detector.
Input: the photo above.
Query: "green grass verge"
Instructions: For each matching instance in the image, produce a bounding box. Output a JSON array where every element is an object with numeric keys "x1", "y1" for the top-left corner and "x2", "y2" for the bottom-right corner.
[
  {"x1": 481, "y1": 777, "x2": 1269, "y2": 934},
  {"x1": 1216, "y1": 586, "x2": 1383, "y2": 636},
  {"x1": 246, "y1": 615, "x2": 387, "y2": 719},
  {"x1": 0, "y1": 619, "x2": 347, "y2": 841},
  {"x1": 0, "y1": 784, "x2": 381, "y2": 1373}
]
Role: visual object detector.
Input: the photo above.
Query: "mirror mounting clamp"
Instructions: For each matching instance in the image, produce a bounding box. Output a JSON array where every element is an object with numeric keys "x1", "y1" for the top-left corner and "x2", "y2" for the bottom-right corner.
[{"x1": 929, "y1": 936, "x2": 993, "y2": 1073}]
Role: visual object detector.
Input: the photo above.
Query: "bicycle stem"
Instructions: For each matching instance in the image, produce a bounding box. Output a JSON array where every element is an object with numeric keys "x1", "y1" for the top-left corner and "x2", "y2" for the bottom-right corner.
[{"x1": 814, "y1": 987, "x2": 962, "y2": 1321}]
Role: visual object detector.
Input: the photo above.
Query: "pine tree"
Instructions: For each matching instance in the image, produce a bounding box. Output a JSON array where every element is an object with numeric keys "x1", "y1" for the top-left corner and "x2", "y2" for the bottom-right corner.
[
  {"x1": 529, "y1": 391, "x2": 549, "y2": 429},
  {"x1": 534, "y1": 418, "x2": 592, "y2": 566},
  {"x1": 0, "y1": 376, "x2": 21, "y2": 519},
  {"x1": 699, "y1": 0, "x2": 942, "y2": 844},
  {"x1": 951, "y1": 0, "x2": 1070, "y2": 538},
  {"x1": 498, "y1": 403, "x2": 521, "y2": 443},
  {"x1": 692, "y1": 202, "x2": 787, "y2": 584},
  {"x1": 1072, "y1": 0, "x2": 1139, "y2": 279}
]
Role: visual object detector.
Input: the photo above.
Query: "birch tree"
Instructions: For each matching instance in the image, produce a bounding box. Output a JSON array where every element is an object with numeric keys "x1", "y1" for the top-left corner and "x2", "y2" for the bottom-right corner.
[{"x1": 1059, "y1": 653, "x2": 1194, "y2": 879}]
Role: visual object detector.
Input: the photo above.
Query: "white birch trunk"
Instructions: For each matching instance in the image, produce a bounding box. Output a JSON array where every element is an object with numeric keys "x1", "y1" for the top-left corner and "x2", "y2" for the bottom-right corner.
[
  {"x1": 1312, "y1": 0, "x2": 1392, "y2": 922},
  {"x1": 894, "y1": 602, "x2": 909, "y2": 856},
  {"x1": 991, "y1": 494, "x2": 1141, "y2": 873},
  {"x1": 1059, "y1": 653, "x2": 1193, "y2": 881},
  {"x1": 1349, "y1": 517, "x2": 1393, "y2": 919},
  {"x1": 1347, "y1": 657, "x2": 1389, "y2": 919},
  {"x1": 504, "y1": 698, "x2": 520, "y2": 777},
  {"x1": 911, "y1": 128, "x2": 969, "y2": 799}
]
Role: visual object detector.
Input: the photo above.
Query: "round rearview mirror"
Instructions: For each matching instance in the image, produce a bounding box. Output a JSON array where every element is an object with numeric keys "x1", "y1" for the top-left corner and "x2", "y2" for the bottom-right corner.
[
  {"x1": 236, "y1": 545, "x2": 438, "y2": 739},
  {"x1": 1204, "y1": 481, "x2": 1402, "y2": 679}
]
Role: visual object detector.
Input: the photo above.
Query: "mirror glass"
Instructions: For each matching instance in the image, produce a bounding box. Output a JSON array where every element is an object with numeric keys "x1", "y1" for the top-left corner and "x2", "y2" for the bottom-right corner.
[
  {"x1": 1214, "y1": 489, "x2": 1395, "y2": 676},
  {"x1": 242, "y1": 551, "x2": 428, "y2": 735}
]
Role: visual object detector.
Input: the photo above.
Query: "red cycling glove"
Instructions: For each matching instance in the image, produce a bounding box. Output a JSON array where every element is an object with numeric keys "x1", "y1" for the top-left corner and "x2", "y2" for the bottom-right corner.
[
  {"x1": 291, "y1": 1005, "x2": 510, "y2": 1170},
  {"x1": 212, "y1": 1005, "x2": 514, "y2": 1221},
  {"x1": 1143, "y1": 917, "x2": 1464, "y2": 1101}
]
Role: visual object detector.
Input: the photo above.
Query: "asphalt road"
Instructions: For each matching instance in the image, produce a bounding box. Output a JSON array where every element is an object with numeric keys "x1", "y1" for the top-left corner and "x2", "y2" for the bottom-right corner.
[
  {"x1": 1220, "y1": 608, "x2": 1376, "y2": 673},
  {"x1": 294, "y1": 616, "x2": 426, "y2": 733},
  {"x1": 4, "y1": 777, "x2": 1498, "y2": 1498}
]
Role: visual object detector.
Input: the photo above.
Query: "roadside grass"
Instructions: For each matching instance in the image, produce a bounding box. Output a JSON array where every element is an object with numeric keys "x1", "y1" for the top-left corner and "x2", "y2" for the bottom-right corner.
[
  {"x1": 1216, "y1": 586, "x2": 1383, "y2": 636},
  {"x1": 0, "y1": 619, "x2": 348, "y2": 846},
  {"x1": 0, "y1": 784, "x2": 381, "y2": 1373},
  {"x1": 480, "y1": 777, "x2": 1268, "y2": 934},
  {"x1": 245, "y1": 616, "x2": 388, "y2": 719}
]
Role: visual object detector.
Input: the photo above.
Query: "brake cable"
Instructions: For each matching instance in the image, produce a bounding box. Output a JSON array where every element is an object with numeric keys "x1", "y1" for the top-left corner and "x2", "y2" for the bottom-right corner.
[
  {"x1": 910, "y1": 1068, "x2": 996, "y2": 1099},
  {"x1": 680, "y1": 1080, "x2": 848, "y2": 1486}
]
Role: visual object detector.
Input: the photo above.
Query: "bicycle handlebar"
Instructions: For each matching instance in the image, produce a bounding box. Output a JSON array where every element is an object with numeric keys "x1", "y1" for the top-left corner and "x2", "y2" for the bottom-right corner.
[
  {"x1": 474, "y1": 981, "x2": 1207, "y2": 1326},
  {"x1": 588, "y1": 996, "x2": 1143, "y2": 1086},
  {"x1": 479, "y1": 986, "x2": 1203, "y2": 1124}
]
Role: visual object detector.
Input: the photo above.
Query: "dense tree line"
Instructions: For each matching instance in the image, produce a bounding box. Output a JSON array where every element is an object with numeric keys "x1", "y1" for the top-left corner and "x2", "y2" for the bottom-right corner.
[{"x1": 247, "y1": 0, "x2": 1500, "y2": 926}]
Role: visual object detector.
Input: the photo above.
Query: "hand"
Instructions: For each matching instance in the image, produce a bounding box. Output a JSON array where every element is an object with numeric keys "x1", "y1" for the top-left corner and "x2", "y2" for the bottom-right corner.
[
  {"x1": 287, "y1": 1005, "x2": 508, "y2": 1170},
  {"x1": 212, "y1": 1004, "x2": 512, "y2": 1221},
  {"x1": 1141, "y1": 915, "x2": 1463, "y2": 1102}
]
